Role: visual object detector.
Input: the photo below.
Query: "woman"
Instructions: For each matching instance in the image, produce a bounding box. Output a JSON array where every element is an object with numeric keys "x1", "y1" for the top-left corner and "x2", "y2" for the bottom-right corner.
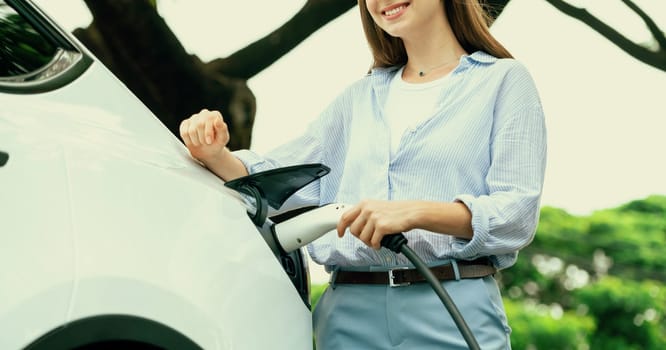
[{"x1": 180, "y1": 0, "x2": 547, "y2": 348}]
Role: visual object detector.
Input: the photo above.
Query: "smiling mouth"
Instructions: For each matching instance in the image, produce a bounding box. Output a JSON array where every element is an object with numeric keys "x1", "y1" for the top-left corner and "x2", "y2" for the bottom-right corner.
[{"x1": 382, "y1": 3, "x2": 409, "y2": 17}]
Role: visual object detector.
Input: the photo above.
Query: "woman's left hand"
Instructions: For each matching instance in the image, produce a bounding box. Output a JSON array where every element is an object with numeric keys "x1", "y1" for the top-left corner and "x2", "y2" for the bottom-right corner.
[{"x1": 336, "y1": 200, "x2": 415, "y2": 250}]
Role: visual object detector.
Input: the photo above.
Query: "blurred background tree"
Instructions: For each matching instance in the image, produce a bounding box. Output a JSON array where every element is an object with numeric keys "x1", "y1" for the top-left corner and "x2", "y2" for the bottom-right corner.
[
  {"x1": 491, "y1": 195, "x2": 665, "y2": 349},
  {"x1": 72, "y1": 0, "x2": 359, "y2": 150}
]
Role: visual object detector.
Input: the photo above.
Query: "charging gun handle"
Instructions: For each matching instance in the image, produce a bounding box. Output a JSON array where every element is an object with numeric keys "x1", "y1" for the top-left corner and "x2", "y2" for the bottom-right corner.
[{"x1": 272, "y1": 203, "x2": 348, "y2": 253}]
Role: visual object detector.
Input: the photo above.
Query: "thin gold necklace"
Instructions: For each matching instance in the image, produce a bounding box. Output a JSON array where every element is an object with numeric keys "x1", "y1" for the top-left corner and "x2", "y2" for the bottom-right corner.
[{"x1": 415, "y1": 57, "x2": 460, "y2": 77}]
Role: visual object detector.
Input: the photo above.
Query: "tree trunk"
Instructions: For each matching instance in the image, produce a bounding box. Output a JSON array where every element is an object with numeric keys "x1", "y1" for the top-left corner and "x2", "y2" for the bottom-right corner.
[{"x1": 73, "y1": 0, "x2": 357, "y2": 150}]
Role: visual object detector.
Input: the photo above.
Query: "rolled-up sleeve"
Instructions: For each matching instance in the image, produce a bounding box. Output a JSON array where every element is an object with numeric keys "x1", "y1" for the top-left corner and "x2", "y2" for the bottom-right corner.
[{"x1": 452, "y1": 64, "x2": 547, "y2": 268}]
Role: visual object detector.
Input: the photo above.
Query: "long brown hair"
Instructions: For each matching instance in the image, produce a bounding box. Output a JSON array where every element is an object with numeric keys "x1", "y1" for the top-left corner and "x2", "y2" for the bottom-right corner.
[{"x1": 358, "y1": 0, "x2": 513, "y2": 68}]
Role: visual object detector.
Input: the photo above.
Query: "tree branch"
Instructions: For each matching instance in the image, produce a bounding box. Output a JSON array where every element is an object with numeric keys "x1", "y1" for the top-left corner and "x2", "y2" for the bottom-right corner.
[
  {"x1": 621, "y1": 0, "x2": 666, "y2": 50},
  {"x1": 207, "y1": 0, "x2": 357, "y2": 79},
  {"x1": 544, "y1": 0, "x2": 666, "y2": 71},
  {"x1": 74, "y1": 0, "x2": 257, "y2": 149},
  {"x1": 79, "y1": 0, "x2": 209, "y2": 105}
]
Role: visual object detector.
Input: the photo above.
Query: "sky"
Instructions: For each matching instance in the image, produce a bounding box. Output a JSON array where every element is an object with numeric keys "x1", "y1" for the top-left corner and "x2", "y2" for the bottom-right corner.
[{"x1": 35, "y1": 0, "x2": 666, "y2": 216}]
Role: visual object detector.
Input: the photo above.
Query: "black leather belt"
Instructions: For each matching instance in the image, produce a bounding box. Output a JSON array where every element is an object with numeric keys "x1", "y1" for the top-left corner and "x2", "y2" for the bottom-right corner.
[{"x1": 333, "y1": 258, "x2": 496, "y2": 287}]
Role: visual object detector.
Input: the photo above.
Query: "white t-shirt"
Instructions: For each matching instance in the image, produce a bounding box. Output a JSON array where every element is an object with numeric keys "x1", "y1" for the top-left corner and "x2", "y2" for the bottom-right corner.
[{"x1": 384, "y1": 67, "x2": 450, "y2": 157}]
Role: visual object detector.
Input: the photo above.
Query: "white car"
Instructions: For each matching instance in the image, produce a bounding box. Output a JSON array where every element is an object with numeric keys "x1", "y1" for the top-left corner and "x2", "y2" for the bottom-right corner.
[{"x1": 0, "y1": 0, "x2": 316, "y2": 348}]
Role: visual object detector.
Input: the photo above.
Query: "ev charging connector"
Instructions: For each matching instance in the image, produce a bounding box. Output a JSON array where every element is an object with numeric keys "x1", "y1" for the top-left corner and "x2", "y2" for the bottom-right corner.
[{"x1": 225, "y1": 163, "x2": 481, "y2": 349}]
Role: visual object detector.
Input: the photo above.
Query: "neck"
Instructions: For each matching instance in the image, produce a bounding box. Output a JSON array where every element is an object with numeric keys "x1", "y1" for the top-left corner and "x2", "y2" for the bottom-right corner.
[
  {"x1": 401, "y1": 15, "x2": 466, "y2": 81},
  {"x1": 402, "y1": 40, "x2": 466, "y2": 81}
]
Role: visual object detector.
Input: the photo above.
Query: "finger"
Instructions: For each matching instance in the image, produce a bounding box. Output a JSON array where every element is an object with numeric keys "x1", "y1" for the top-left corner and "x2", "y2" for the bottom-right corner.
[
  {"x1": 370, "y1": 230, "x2": 387, "y2": 250},
  {"x1": 213, "y1": 114, "x2": 224, "y2": 130},
  {"x1": 358, "y1": 220, "x2": 375, "y2": 247},
  {"x1": 187, "y1": 122, "x2": 200, "y2": 146},
  {"x1": 349, "y1": 211, "x2": 369, "y2": 238},
  {"x1": 204, "y1": 118, "x2": 214, "y2": 145},
  {"x1": 195, "y1": 120, "x2": 207, "y2": 146},
  {"x1": 336, "y1": 213, "x2": 350, "y2": 237},
  {"x1": 337, "y1": 207, "x2": 359, "y2": 237},
  {"x1": 179, "y1": 119, "x2": 191, "y2": 145}
]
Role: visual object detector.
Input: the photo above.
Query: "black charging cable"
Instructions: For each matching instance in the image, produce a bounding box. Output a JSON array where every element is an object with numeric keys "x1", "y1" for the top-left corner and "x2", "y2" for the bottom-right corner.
[{"x1": 381, "y1": 234, "x2": 481, "y2": 350}]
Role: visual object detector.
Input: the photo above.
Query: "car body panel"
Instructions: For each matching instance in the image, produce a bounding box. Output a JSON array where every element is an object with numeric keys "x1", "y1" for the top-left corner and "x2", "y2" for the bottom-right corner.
[{"x1": 0, "y1": 1, "x2": 312, "y2": 348}]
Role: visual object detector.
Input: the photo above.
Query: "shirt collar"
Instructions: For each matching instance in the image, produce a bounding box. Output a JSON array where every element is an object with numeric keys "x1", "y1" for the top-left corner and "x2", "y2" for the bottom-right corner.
[
  {"x1": 368, "y1": 50, "x2": 498, "y2": 78},
  {"x1": 463, "y1": 50, "x2": 498, "y2": 65},
  {"x1": 366, "y1": 51, "x2": 499, "y2": 111}
]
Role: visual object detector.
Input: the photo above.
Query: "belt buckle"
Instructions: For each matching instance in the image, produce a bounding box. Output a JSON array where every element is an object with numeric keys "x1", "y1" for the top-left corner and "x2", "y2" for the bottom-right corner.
[{"x1": 388, "y1": 267, "x2": 410, "y2": 287}]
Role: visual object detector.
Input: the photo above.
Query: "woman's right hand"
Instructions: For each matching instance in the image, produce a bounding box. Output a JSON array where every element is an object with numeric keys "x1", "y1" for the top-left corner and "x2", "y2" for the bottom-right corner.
[{"x1": 179, "y1": 109, "x2": 230, "y2": 163}]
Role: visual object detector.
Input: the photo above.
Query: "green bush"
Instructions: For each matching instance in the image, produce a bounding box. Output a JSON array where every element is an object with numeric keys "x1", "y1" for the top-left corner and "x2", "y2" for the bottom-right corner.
[
  {"x1": 311, "y1": 283, "x2": 328, "y2": 310},
  {"x1": 505, "y1": 299, "x2": 595, "y2": 350},
  {"x1": 573, "y1": 277, "x2": 666, "y2": 350}
]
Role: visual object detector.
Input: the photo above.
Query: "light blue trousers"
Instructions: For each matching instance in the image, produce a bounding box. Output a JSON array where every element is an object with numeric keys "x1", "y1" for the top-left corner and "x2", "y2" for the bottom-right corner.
[{"x1": 313, "y1": 275, "x2": 511, "y2": 349}]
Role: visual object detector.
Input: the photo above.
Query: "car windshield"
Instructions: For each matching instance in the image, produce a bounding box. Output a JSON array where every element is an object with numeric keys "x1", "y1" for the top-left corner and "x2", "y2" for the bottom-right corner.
[{"x1": 0, "y1": 1, "x2": 57, "y2": 78}]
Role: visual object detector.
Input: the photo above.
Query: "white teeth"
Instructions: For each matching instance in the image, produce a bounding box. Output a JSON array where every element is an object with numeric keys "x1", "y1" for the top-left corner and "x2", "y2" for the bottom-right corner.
[{"x1": 384, "y1": 5, "x2": 405, "y2": 16}]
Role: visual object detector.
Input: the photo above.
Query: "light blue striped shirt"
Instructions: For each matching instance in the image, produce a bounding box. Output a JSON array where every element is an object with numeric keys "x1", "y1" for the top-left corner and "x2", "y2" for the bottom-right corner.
[{"x1": 234, "y1": 51, "x2": 547, "y2": 270}]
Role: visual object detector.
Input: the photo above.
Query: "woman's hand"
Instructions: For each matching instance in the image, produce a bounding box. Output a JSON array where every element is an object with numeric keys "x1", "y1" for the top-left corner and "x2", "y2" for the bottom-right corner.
[
  {"x1": 179, "y1": 109, "x2": 230, "y2": 163},
  {"x1": 336, "y1": 200, "x2": 415, "y2": 250},
  {"x1": 179, "y1": 109, "x2": 248, "y2": 182}
]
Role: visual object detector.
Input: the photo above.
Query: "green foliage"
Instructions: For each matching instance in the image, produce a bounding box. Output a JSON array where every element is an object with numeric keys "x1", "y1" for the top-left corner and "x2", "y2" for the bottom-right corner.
[
  {"x1": 619, "y1": 195, "x2": 666, "y2": 215},
  {"x1": 310, "y1": 283, "x2": 328, "y2": 310},
  {"x1": 505, "y1": 299, "x2": 595, "y2": 350},
  {"x1": 501, "y1": 195, "x2": 666, "y2": 303},
  {"x1": 573, "y1": 276, "x2": 666, "y2": 350},
  {"x1": 499, "y1": 194, "x2": 666, "y2": 349}
]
